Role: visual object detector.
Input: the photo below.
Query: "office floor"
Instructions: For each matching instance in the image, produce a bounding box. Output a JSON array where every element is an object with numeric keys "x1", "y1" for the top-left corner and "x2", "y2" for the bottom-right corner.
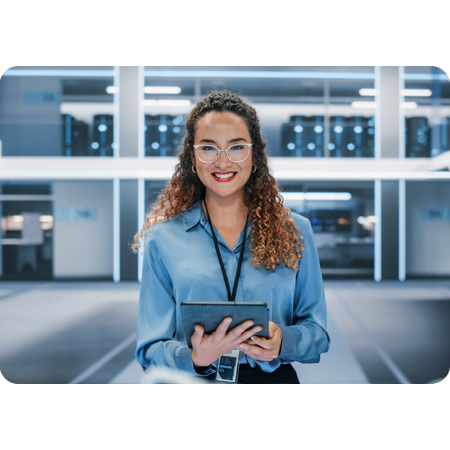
[{"x1": 0, "y1": 280, "x2": 448, "y2": 384}]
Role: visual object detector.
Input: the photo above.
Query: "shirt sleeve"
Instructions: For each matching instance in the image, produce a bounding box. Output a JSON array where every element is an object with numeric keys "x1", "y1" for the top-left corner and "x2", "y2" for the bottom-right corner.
[
  {"x1": 277, "y1": 218, "x2": 331, "y2": 364},
  {"x1": 135, "y1": 226, "x2": 215, "y2": 377}
]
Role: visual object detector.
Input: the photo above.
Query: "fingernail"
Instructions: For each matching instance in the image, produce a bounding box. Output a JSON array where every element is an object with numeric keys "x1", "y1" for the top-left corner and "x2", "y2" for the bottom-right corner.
[
  {"x1": 240, "y1": 344, "x2": 245, "y2": 349},
  {"x1": 256, "y1": 327, "x2": 262, "y2": 332},
  {"x1": 226, "y1": 318, "x2": 232, "y2": 323},
  {"x1": 251, "y1": 336, "x2": 256, "y2": 341}
]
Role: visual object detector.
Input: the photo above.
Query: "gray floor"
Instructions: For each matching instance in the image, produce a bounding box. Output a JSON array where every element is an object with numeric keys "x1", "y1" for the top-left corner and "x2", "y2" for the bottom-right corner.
[{"x1": 0, "y1": 280, "x2": 448, "y2": 384}]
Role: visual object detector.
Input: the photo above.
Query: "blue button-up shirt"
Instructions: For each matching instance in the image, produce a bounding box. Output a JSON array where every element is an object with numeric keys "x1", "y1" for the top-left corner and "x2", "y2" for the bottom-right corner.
[{"x1": 136, "y1": 200, "x2": 330, "y2": 376}]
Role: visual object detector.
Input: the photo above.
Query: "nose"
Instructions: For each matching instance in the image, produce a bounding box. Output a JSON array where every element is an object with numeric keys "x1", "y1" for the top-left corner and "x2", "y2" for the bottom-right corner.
[{"x1": 215, "y1": 149, "x2": 232, "y2": 169}]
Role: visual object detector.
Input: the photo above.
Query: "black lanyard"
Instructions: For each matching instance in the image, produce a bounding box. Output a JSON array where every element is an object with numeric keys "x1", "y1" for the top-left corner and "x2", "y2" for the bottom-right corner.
[{"x1": 203, "y1": 199, "x2": 249, "y2": 302}]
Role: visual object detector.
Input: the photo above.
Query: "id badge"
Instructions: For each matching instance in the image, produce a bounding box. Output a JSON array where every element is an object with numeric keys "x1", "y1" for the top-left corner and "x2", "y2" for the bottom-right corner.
[{"x1": 215, "y1": 349, "x2": 240, "y2": 383}]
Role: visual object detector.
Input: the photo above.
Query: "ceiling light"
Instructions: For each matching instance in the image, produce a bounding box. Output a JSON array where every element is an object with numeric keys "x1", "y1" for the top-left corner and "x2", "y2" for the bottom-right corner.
[
  {"x1": 359, "y1": 89, "x2": 377, "y2": 96},
  {"x1": 106, "y1": 86, "x2": 119, "y2": 94},
  {"x1": 280, "y1": 192, "x2": 352, "y2": 201},
  {"x1": 352, "y1": 101, "x2": 378, "y2": 108},
  {"x1": 352, "y1": 101, "x2": 417, "y2": 109},
  {"x1": 143, "y1": 86, "x2": 181, "y2": 94},
  {"x1": 142, "y1": 99, "x2": 191, "y2": 107},
  {"x1": 359, "y1": 88, "x2": 432, "y2": 97},
  {"x1": 401, "y1": 102, "x2": 417, "y2": 109}
]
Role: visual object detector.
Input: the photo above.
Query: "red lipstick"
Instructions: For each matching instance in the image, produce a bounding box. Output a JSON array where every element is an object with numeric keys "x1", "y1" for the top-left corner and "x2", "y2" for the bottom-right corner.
[{"x1": 211, "y1": 172, "x2": 237, "y2": 183}]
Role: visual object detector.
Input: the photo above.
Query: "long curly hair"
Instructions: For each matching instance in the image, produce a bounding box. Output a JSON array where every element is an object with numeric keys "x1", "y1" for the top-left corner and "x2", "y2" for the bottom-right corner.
[{"x1": 132, "y1": 90, "x2": 304, "y2": 270}]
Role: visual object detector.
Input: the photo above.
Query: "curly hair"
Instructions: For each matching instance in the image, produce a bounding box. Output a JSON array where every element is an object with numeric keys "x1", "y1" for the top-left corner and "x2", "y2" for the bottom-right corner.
[{"x1": 132, "y1": 90, "x2": 304, "y2": 270}]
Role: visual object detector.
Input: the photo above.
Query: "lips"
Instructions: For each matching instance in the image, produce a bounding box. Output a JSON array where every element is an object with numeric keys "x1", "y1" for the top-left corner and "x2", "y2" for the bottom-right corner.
[{"x1": 212, "y1": 172, "x2": 237, "y2": 182}]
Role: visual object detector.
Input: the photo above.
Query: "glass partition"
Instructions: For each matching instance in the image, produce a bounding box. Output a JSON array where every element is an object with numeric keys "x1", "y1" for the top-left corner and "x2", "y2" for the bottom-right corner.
[
  {"x1": 402, "y1": 66, "x2": 450, "y2": 158},
  {"x1": 0, "y1": 66, "x2": 116, "y2": 157},
  {"x1": 142, "y1": 66, "x2": 376, "y2": 158}
]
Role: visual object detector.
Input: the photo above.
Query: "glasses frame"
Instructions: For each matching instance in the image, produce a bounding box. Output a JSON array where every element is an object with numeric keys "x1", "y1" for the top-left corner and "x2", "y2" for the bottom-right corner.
[{"x1": 193, "y1": 143, "x2": 253, "y2": 163}]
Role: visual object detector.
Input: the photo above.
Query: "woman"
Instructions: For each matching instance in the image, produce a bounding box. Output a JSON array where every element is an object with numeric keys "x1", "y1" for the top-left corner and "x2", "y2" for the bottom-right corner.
[{"x1": 133, "y1": 90, "x2": 330, "y2": 383}]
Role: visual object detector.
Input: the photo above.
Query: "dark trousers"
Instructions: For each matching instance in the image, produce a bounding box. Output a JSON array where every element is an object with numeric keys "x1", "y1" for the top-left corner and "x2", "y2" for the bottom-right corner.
[{"x1": 205, "y1": 363, "x2": 300, "y2": 384}]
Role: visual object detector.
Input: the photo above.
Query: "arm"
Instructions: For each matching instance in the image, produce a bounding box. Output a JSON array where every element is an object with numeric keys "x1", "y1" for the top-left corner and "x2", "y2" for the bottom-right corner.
[
  {"x1": 135, "y1": 227, "x2": 215, "y2": 376},
  {"x1": 277, "y1": 218, "x2": 330, "y2": 363},
  {"x1": 240, "y1": 219, "x2": 330, "y2": 364}
]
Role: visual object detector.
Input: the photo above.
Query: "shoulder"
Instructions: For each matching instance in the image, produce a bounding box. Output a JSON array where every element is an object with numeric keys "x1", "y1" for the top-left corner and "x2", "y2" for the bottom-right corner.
[
  {"x1": 144, "y1": 211, "x2": 186, "y2": 244},
  {"x1": 289, "y1": 211, "x2": 312, "y2": 237}
]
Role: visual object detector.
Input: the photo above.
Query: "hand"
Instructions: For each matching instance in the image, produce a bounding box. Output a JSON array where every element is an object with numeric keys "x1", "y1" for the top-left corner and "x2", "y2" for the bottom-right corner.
[
  {"x1": 238, "y1": 321, "x2": 283, "y2": 362},
  {"x1": 191, "y1": 317, "x2": 262, "y2": 368}
]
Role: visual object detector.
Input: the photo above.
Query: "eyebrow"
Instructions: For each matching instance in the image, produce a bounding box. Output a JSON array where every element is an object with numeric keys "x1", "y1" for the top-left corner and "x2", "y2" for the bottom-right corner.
[{"x1": 198, "y1": 138, "x2": 249, "y2": 144}]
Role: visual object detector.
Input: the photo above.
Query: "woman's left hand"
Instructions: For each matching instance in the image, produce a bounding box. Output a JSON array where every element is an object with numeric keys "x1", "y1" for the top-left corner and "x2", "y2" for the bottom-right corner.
[{"x1": 238, "y1": 321, "x2": 283, "y2": 361}]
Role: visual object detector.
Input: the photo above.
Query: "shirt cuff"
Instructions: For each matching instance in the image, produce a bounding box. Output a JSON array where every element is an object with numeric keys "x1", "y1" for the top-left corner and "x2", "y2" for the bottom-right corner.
[
  {"x1": 277, "y1": 323, "x2": 298, "y2": 361},
  {"x1": 175, "y1": 346, "x2": 216, "y2": 377}
]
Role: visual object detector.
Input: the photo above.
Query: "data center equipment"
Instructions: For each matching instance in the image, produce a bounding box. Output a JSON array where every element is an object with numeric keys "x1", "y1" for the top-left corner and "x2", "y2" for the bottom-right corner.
[
  {"x1": 405, "y1": 117, "x2": 430, "y2": 158},
  {"x1": 329, "y1": 116, "x2": 375, "y2": 158},
  {"x1": 281, "y1": 116, "x2": 324, "y2": 157},
  {"x1": 144, "y1": 114, "x2": 185, "y2": 157},
  {"x1": 300, "y1": 209, "x2": 352, "y2": 233},
  {"x1": 441, "y1": 117, "x2": 450, "y2": 153},
  {"x1": 92, "y1": 114, "x2": 114, "y2": 157},
  {"x1": 62, "y1": 114, "x2": 89, "y2": 157}
]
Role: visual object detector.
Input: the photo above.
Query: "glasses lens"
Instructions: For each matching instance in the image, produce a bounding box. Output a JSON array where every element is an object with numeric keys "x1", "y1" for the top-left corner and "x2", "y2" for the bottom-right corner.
[
  {"x1": 227, "y1": 144, "x2": 250, "y2": 162},
  {"x1": 196, "y1": 145, "x2": 219, "y2": 162}
]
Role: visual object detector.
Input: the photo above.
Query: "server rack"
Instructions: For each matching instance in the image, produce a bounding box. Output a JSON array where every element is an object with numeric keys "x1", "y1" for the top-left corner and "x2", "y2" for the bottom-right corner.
[
  {"x1": 62, "y1": 114, "x2": 89, "y2": 157},
  {"x1": 405, "y1": 117, "x2": 430, "y2": 158},
  {"x1": 92, "y1": 114, "x2": 114, "y2": 157},
  {"x1": 280, "y1": 116, "x2": 324, "y2": 157},
  {"x1": 329, "y1": 116, "x2": 375, "y2": 158},
  {"x1": 439, "y1": 116, "x2": 450, "y2": 154},
  {"x1": 144, "y1": 114, "x2": 185, "y2": 157}
]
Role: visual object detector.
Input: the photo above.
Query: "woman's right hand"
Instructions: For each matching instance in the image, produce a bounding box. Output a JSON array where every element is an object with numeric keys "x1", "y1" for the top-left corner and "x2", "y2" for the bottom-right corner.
[{"x1": 191, "y1": 317, "x2": 262, "y2": 368}]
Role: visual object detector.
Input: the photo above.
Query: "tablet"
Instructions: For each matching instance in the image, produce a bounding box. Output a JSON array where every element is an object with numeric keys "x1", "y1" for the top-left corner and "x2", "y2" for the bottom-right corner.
[{"x1": 181, "y1": 301, "x2": 269, "y2": 348}]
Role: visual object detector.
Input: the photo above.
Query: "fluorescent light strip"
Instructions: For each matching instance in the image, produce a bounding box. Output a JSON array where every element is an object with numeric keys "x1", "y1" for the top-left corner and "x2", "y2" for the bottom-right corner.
[
  {"x1": 3, "y1": 69, "x2": 115, "y2": 77},
  {"x1": 106, "y1": 86, "x2": 118, "y2": 94},
  {"x1": 399, "y1": 179, "x2": 406, "y2": 282},
  {"x1": 404, "y1": 73, "x2": 449, "y2": 81},
  {"x1": 143, "y1": 86, "x2": 181, "y2": 94},
  {"x1": 144, "y1": 70, "x2": 376, "y2": 80},
  {"x1": 352, "y1": 101, "x2": 417, "y2": 109},
  {"x1": 374, "y1": 180, "x2": 382, "y2": 282},
  {"x1": 2, "y1": 69, "x2": 446, "y2": 82},
  {"x1": 280, "y1": 192, "x2": 352, "y2": 201},
  {"x1": 360, "y1": 88, "x2": 433, "y2": 97},
  {"x1": 142, "y1": 99, "x2": 191, "y2": 107}
]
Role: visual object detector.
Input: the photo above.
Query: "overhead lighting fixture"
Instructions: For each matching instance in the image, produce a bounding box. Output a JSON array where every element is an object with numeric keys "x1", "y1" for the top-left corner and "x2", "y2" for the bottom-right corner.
[
  {"x1": 11, "y1": 215, "x2": 24, "y2": 222},
  {"x1": 401, "y1": 102, "x2": 417, "y2": 109},
  {"x1": 142, "y1": 99, "x2": 191, "y2": 107},
  {"x1": 359, "y1": 88, "x2": 432, "y2": 97},
  {"x1": 280, "y1": 192, "x2": 352, "y2": 201},
  {"x1": 106, "y1": 86, "x2": 119, "y2": 94},
  {"x1": 143, "y1": 86, "x2": 181, "y2": 94},
  {"x1": 359, "y1": 89, "x2": 377, "y2": 96},
  {"x1": 39, "y1": 215, "x2": 54, "y2": 222},
  {"x1": 352, "y1": 101, "x2": 378, "y2": 108},
  {"x1": 352, "y1": 101, "x2": 417, "y2": 109}
]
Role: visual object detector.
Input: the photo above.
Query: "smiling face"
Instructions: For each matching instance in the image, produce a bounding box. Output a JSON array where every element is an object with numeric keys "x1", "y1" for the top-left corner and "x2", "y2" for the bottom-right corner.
[{"x1": 193, "y1": 111, "x2": 254, "y2": 203}]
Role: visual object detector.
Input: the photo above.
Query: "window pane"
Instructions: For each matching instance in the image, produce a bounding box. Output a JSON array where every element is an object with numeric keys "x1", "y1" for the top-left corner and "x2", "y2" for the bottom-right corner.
[{"x1": 0, "y1": 66, "x2": 116, "y2": 157}]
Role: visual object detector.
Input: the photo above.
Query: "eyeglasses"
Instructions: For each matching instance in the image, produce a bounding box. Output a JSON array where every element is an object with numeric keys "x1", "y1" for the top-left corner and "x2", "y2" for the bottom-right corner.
[{"x1": 193, "y1": 143, "x2": 253, "y2": 163}]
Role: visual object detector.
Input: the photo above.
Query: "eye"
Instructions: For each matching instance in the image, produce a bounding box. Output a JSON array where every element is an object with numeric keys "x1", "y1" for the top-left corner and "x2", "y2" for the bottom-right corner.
[
  {"x1": 230, "y1": 144, "x2": 245, "y2": 151},
  {"x1": 202, "y1": 145, "x2": 216, "y2": 152}
]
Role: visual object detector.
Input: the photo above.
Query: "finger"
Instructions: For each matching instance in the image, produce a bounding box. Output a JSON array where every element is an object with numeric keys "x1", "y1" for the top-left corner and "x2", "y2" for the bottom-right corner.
[
  {"x1": 214, "y1": 317, "x2": 232, "y2": 338},
  {"x1": 247, "y1": 335, "x2": 274, "y2": 349},
  {"x1": 239, "y1": 342, "x2": 270, "y2": 361},
  {"x1": 228, "y1": 320, "x2": 255, "y2": 337},
  {"x1": 191, "y1": 325, "x2": 204, "y2": 347}
]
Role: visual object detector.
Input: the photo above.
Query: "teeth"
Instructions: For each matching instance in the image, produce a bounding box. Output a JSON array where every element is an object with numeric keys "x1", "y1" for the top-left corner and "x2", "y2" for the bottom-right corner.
[{"x1": 214, "y1": 173, "x2": 235, "y2": 179}]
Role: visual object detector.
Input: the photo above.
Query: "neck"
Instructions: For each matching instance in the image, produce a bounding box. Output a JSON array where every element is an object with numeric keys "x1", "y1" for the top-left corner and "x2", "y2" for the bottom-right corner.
[{"x1": 203, "y1": 190, "x2": 248, "y2": 230}]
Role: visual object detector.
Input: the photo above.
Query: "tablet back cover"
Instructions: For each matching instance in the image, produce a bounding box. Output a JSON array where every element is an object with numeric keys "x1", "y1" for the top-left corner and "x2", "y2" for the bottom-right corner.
[{"x1": 181, "y1": 302, "x2": 269, "y2": 348}]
